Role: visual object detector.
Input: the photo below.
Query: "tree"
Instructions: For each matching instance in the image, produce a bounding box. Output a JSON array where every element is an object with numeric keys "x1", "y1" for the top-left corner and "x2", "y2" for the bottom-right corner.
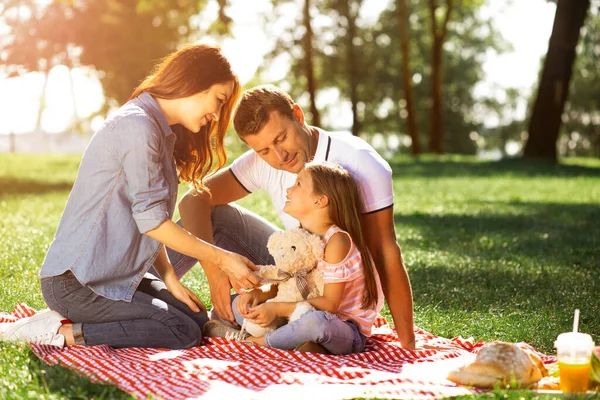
[
  {"x1": 397, "y1": 0, "x2": 420, "y2": 155},
  {"x1": 338, "y1": 0, "x2": 362, "y2": 136},
  {"x1": 302, "y1": 0, "x2": 321, "y2": 126},
  {"x1": 524, "y1": 0, "x2": 591, "y2": 161},
  {"x1": 427, "y1": 0, "x2": 454, "y2": 153}
]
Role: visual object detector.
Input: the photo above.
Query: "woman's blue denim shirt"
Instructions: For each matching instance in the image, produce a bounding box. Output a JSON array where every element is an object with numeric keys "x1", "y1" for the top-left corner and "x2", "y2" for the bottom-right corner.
[{"x1": 40, "y1": 92, "x2": 178, "y2": 301}]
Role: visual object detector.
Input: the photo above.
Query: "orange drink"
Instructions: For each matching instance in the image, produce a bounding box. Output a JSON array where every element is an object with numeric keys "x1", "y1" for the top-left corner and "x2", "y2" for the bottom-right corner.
[
  {"x1": 558, "y1": 361, "x2": 590, "y2": 393},
  {"x1": 555, "y1": 332, "x2": 594, "y2": 394}
]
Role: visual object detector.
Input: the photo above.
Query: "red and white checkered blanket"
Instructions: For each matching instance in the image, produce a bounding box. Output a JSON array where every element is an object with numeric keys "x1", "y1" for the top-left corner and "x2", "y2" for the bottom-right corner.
[{"x1": 2, "y1": 304, "x2": 556, "y2": 399}]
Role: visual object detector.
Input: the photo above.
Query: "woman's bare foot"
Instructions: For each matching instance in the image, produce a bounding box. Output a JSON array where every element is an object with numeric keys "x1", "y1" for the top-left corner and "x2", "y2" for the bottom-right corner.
[{"x1": 58, "y1": 324, "x2": 75, "y2": 346}]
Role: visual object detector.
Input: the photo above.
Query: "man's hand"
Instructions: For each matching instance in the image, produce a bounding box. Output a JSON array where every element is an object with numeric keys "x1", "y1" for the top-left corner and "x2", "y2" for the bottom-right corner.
[
  {"x1": 218, "y1": 252, "x2": 261, "y2": 291},
  {"x1": 245, "y1": 302, "x2": 279, "y2": 327},
  {"x1": 164, "y1": 275, "x2": 206, "y2": 313},
  {"x1": 206, "y1": 270, "x2": 236, "y2": 325}
]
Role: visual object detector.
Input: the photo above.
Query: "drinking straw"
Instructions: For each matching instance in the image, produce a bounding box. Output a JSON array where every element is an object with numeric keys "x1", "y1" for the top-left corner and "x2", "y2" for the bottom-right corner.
[{"x1": 573, "y1": 308, "x2": 580, "y2": 333}]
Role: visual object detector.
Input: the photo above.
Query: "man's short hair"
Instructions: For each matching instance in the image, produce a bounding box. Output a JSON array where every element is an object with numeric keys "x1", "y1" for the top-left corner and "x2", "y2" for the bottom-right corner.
[{"x1": 233, "y1": 85, "x2": 295, "y2": 138}]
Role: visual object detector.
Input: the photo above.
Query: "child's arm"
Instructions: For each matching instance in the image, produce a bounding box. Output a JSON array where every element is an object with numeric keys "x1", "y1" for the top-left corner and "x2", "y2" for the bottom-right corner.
[
  {"x1": 247, "y1": 281, "x2": 346, "y2": 326},
  {"x1": 237, "y1": 284, "x2": 278, "y2": 317},
  {"x1": 306, "y1": 231, "x2": 350, "y2": 312}
]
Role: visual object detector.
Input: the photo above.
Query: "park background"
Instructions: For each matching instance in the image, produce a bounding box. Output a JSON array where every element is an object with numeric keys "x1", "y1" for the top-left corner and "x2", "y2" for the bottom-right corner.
[{"x1": 0, "y1": 0, "x2": 599, "y2": 398}]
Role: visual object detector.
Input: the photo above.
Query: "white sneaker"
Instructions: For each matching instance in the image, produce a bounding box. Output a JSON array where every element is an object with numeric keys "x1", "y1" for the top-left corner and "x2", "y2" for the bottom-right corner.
[{"x1": 2, "y1": 309, "x2": 66, "y2": 347}]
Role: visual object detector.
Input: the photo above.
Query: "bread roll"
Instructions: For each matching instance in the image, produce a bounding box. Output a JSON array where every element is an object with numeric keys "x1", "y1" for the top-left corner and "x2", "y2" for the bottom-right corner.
[{"x1": 447, "y1": 342, "x2": 547, "y2": 388}]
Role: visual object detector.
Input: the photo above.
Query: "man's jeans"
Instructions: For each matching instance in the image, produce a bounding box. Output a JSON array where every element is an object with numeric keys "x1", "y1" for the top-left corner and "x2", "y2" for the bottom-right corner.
[
  {"x1": 41, "y1": 271, "x2": 208, "y2": 349},
  {"x1": 163, "y1": 204, "x2": 280, "y2": 279}
]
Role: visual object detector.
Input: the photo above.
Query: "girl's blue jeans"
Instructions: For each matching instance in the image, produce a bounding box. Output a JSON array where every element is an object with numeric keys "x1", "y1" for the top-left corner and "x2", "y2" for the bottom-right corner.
[{"x1": 231, "y1": 296, "x2": 366, "y2": 355}]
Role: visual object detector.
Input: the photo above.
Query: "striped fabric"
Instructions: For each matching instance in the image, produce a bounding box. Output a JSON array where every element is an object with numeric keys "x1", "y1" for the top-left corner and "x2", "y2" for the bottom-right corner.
[
  {"x1": 318, "y1": 225, "x2": 384, "y2": 337},
  {"x1": 1, "y1": 304, "x2": 556, "y2": 399}
]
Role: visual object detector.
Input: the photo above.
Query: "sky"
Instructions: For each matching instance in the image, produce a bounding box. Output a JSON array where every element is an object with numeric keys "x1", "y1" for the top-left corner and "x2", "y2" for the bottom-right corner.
[{"x1": 0, "y1": 0, "x2": 557, "y2": 135}]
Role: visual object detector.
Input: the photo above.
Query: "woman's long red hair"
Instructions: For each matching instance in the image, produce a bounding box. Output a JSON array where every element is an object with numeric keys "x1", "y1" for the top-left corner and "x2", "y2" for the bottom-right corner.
[{"x1": 130, "y1": 43, "x2": 240, "y2": 192}]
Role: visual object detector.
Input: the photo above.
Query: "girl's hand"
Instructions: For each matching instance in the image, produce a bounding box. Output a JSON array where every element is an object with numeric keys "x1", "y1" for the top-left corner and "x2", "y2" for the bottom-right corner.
[
  {"x1": 245, "y1": 303, "x2": 278, "y2": 327},
  {"x1": 218, "y1": 252, "x2": 261, "y2": 292},
  {"x1": 236, "y1": 292, "x2": 260, "y2": 317},
  {"x1": 164, "y1": 275, "x2": 206, "y2": 313}
]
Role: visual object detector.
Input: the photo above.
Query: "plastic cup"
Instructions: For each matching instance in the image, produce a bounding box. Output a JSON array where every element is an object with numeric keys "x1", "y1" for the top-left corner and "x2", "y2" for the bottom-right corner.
[{"x1": 555, "y1": 332, "x2": 594, "y2": 393}]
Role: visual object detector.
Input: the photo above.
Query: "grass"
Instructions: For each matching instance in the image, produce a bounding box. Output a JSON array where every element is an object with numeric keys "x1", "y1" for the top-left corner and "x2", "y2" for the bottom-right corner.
[{"x1": 1, "y1": 153, "x2": 599, "y2": 399}]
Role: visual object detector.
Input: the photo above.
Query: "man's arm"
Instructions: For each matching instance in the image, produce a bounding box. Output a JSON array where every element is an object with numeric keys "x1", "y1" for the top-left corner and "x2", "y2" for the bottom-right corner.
[
  {"x1": 178, "y1": 167, "x2": 251, "y2": 324},
  {"x1": 362, "y1": 206, "x2": 415, "y2": 349}
]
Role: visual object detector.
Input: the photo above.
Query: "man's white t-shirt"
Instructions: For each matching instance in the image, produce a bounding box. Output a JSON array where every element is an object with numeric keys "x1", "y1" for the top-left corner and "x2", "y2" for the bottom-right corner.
[{"x1": 230, "y1": 129, "x2": 394, "y2": 230}]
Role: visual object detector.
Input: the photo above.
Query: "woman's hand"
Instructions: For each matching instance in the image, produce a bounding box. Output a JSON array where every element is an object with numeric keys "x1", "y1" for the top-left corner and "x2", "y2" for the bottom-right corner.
[
  {"x1": 164, "y1": 275, "x2": 206, "y2": 313},
  {"x1": 236, "y1": 292, "x2": 260, "y2": 317},
  {"x1": 245, "y1": 302, "x2": 279, "y2": 327},
  {"x1": 218, "y1": 251, "x2": 261, "y2": 292},
  {"x1": 206, "y1": 270, "x2": 236, "y2": 325}
]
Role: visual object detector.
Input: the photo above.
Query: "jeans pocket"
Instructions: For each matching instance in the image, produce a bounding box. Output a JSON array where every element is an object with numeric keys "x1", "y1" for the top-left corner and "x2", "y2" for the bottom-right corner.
[{"x1": 60, "y1": 271, "x2": 78, "y2": 290}]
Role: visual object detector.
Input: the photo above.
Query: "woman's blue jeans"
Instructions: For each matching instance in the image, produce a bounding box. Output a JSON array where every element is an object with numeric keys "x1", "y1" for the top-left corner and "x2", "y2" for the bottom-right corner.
[{"x1": 41, "y1": 272, "x2": 208, "y2": 349}]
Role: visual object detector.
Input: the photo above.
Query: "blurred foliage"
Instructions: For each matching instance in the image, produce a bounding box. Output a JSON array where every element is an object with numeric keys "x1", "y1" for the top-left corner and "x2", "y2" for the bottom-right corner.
[
  {"x1": 0, "y1": 0, "x2": 208, "y2": 109},
  {"x1": 262, "y1": 0, "x2": 508, "y2": 154},
  {"x1": 0, "y1": 0, "x2": 598, "y2": 157},
  {"x1": 365, "y1": 0, "x2": 501, "y2": 154}
]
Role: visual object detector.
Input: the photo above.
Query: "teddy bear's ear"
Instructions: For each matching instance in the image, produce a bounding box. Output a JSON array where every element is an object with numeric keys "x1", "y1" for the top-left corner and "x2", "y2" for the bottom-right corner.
[{"x1": 267, "y1": 231, "x2": 285, "y2": 254}]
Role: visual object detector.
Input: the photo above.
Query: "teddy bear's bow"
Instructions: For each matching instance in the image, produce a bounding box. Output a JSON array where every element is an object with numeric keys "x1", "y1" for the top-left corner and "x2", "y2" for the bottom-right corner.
[{"x1": 277, "y1": 268, "x2": 311, "y2": 300}]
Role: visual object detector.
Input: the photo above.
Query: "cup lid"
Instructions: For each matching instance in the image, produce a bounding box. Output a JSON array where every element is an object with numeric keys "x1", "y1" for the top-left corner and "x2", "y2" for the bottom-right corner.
[{"x1": 554, "y1": 332, "x2": 594, "y2": 348}]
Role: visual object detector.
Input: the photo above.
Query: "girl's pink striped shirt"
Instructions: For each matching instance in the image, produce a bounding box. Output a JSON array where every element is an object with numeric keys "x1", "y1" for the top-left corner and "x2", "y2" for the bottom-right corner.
[{"x1": 317, "y1": 225, "x2": 384, "y2": 337}]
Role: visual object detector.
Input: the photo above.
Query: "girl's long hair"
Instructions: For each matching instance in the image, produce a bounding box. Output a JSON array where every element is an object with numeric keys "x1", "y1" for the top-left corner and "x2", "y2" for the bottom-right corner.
[
  {"x1": 130, "y1": 43, "x2": 241, "y2": 193},
  {"x1": 306, "y1": 161, "x2": 379, "y2": 309}
]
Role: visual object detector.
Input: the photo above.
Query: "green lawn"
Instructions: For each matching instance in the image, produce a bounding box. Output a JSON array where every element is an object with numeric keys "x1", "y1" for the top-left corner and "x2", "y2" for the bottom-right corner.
[{"x1": 1, "y1": 153, "x2": 599, "y2": 399}]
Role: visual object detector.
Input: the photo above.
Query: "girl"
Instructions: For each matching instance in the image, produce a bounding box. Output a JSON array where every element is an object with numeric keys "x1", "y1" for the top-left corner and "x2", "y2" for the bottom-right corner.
[
  {"x1": 237, "y1": 161, "x2": 384, "y2": 355},
  {"x1": 4, "y1": 44, "x2": 261, "y2": 349}
]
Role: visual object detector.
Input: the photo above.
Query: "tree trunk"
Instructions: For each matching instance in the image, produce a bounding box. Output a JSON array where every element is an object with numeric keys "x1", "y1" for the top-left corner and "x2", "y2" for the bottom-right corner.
[
  {"x1": 524, "y1": 0, "x2": 590, "y2": 161},
  {"x1": 397, "y1": 0, "x2": 420, "y2": 155},
  {"x1": 66, "y1": 58, "x2": 80, "y2": 133},
  {"x1": 428, "y1": 0, "x2": 453, "y2": 154},
  {"x1": 342, "y1": 1, "x2": 360, "y2": 136},
  {"x1": 36, "y1": 66, "x2": 49, "y2": 131},
  {"x1": 429, "y1": 39, "x2": 443, "y2": 153},
  {"x1": 303, "y1": 0, "x2": 320, "y2": 126}
]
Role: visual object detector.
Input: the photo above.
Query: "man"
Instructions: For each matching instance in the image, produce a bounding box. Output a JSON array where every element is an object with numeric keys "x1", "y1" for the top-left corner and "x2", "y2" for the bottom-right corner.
[{"x1": 172, "y1": 85, "x2": 415, "y2": 349}]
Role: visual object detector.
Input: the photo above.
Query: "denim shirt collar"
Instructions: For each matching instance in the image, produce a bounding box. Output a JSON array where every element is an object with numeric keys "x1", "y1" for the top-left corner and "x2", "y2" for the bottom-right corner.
[{"x1": 137, "y1": 92, "x2": 175, "y2": 139}]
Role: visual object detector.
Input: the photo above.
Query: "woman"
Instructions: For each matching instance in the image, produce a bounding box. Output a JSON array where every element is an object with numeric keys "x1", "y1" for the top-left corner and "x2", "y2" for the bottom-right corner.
[{"x1": 5, "y1": 44, "x2": 260, "y2": 349}]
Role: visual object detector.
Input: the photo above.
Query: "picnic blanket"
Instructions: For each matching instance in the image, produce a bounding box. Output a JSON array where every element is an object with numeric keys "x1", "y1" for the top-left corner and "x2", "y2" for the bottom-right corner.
[{"x1": 2, "y1": 304, "x2": 556, "y2": 399}]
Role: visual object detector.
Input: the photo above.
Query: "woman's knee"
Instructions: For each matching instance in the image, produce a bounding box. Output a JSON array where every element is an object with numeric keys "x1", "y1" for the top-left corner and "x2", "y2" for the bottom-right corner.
[{"x1": 176, "y1": 318, "x2": 203, "y2": 348}]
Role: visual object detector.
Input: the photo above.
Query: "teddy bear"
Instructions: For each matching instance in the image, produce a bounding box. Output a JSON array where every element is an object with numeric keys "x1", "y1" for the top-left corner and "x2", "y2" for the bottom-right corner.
[{"x1": 243, "y1": 228, "x2": 325, "y2": 338}]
